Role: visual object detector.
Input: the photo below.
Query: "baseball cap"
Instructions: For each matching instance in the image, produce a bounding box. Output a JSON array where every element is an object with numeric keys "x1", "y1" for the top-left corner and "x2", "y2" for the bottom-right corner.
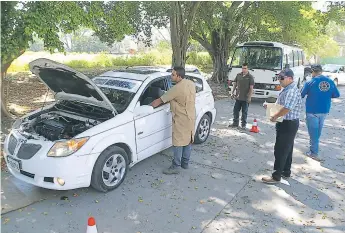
[
  {"x1": 311, "y1": 64, "x2": 323, "y2": 72},
  {"x1": 278, "y1": 69, "x2": 294, "y2": 79}
]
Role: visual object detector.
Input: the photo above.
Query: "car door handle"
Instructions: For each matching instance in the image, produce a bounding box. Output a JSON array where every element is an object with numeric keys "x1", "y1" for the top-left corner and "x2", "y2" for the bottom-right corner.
[{"x1": 138, "y1": 131, "x2": 143, "y2": 135}]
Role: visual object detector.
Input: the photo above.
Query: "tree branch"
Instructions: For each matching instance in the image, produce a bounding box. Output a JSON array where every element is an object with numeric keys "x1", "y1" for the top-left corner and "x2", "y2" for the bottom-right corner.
[{"x1": 190, "y1": 30, "x2": 214, "y2": 54}]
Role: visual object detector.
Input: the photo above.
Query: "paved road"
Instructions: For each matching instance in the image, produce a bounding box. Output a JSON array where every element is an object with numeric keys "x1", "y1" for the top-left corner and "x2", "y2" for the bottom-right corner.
[{"x1": 1, "y1": 86, "x2": 345, "y2": 233}]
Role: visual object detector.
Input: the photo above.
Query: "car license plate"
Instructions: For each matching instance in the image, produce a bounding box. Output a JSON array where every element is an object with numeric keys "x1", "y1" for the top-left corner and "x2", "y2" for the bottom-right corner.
[{"x1": 7, "y1": 156, "x2": 21, "y2": 172}]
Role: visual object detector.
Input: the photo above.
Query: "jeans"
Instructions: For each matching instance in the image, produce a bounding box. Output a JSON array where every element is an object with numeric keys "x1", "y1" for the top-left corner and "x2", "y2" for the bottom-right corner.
[
  {"x1": 172, "y1": 144, "x2": 192, "y2": 167},
  {"x1": 272, "y1": 119, "x2": 299, "y2": 181},
  {"x1": 233, "y1": 100, "x2": 249, "y2": 126},
  {"x1": 306, "y1": 113, "x2": 327, "y2": 156}
]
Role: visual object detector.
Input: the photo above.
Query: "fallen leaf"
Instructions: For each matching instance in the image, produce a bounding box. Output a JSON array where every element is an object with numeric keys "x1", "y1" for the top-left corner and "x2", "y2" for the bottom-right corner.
[
  {"x1": 95, "y1": 200, "x2": 99, "y2": 203},
  {"x1": 3, "y1": 218, "x2": 10, "y2": 224}
]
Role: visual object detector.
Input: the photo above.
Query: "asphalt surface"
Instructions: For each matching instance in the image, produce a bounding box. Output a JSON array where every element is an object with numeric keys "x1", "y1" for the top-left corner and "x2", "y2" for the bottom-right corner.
[{"x1": 1, "y1": 86, "x2": 345, "y2": 233}]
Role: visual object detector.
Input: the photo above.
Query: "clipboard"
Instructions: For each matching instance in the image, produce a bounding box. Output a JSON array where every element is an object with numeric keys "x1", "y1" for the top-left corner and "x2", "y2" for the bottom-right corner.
[{"x1": 265, "y1": 103, "x2": 284, "y2": 122}]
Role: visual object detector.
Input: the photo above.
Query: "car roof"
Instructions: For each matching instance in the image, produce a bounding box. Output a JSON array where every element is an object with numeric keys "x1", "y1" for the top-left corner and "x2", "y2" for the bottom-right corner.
[
  {"x1": 96, "y1": 66, "x2": 203, "y2": 82},
  {"x1": 97, "y1": 68, "x2": 169, "y2": 81}
]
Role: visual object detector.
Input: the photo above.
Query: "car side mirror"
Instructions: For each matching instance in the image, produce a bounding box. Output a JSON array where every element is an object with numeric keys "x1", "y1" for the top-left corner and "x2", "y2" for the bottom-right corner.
[{"x1": 134, "y1": 105, "x2": 154, "y2": 117}]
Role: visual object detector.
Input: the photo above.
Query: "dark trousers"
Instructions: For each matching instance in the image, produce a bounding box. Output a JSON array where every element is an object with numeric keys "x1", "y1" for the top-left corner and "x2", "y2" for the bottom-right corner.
[
  {"x1": 233, "y1": 100, "x2": 249, "y2": 126},
  {"x1": 272, "y1": 119, "x2": 299, "y2": 181}
]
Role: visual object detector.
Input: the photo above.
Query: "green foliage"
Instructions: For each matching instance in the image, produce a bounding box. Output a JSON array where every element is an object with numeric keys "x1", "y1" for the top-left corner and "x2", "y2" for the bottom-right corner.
[
  {"x1": 187, "y1": 52, "x2": 212, "y2": 67},
  {"x1": 1, "y1": 1, "x2": 90, "y2": 69}
]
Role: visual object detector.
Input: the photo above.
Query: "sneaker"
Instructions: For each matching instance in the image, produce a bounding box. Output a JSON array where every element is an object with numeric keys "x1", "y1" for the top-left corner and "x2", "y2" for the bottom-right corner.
[
  {"x1": 181, "y1": 163, "x2": 189, "y2": 169},
  {"x1": 305, "y1": 151, "x2": 321, "y2": 162},
  {"x1": 228, "y1": 123, "x2": 239, "y2": 128},
  {"x1": 262, "y1": 176, "x2": 280, "y2": 184},
  {"x1": 163, "y1": 166, "x2": 180, "y2": 175}
]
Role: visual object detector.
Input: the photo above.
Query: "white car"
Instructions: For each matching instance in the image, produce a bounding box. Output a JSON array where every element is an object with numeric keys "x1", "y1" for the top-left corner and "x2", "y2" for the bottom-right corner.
[
  {"x1": 322, "y1": 64, "x2": 345, "y2": 86},
  {"x1": 3, "y1": 59, "x2": 216, "y2": 192}
]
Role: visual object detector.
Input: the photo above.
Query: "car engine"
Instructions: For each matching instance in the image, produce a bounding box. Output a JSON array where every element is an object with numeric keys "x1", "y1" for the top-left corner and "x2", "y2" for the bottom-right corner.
[{"x1": 20, "y1": 112, "x2": 100, "y2": 141}]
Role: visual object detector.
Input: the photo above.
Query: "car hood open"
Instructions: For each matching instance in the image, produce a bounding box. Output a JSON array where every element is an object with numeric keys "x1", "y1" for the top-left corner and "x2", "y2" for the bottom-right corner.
[{"x1": 29, "y1": 58, "x2": 117, "y2": 115}]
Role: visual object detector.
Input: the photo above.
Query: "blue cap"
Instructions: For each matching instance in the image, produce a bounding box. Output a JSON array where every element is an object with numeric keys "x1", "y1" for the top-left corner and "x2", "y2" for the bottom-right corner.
[{"x1": 278, "y1": 69, "x2": 294, "y2": 78}]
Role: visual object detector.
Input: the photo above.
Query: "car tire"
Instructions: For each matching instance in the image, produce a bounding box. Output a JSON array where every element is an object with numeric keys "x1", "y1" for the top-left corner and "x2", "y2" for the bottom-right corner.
[
  {"x1": 91, "y1": 146, "x2": 129, "y2": 192},
  {"x1": 194, "y1": 114, "x2": 211, "y2": 144}
]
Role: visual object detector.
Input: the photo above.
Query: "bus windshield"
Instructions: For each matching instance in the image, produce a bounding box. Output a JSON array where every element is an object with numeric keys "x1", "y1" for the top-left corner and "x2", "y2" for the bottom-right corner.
[{"x1": 231, "y1": 46, "x2": 282, "y2": 70}]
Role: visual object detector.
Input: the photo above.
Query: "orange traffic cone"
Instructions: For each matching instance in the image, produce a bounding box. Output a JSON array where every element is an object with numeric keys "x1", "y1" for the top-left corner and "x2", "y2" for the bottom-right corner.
[
  {"x1": 86, "y1": 217, "x2": 98, "y2": 233},
  {"x1": 250, "y1": 119, "x2": 259, "y2": 133}
]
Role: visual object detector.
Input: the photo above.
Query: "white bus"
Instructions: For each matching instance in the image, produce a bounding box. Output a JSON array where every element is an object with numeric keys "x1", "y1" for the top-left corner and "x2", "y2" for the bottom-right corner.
[{"x1": 227, "y1": 41, "x2": 307, "y2": 101}]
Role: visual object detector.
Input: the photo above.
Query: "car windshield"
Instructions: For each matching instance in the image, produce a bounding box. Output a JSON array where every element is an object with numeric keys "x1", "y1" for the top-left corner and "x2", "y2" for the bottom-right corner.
[
  {"x1": 92, "y1": 77, "x2": 142, "y2": 114},
  {"x1": 231, "y1": 46, "x2": 282, "y2": 70},
  {"x1": 322, "y1": 64, "x2": 341, "y2": 73}
]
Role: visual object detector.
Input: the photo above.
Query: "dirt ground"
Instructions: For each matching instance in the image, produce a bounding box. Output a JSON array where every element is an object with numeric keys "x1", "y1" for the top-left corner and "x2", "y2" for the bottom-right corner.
[{"x1": 0, "y1": 69, "x2": 229, "y2": 170}]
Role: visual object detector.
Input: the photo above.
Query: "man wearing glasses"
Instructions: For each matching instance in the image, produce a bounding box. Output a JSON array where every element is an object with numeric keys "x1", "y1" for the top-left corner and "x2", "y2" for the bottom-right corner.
[
  {"x1": 262, "y1": 69, "x2": 302, "y2": 184},
  {"x1": 151, "y1": 66, "x2": 196, "y2": 174},
  {"x1": 229, "y1": 63, "x2": 255, "y2": 129}
]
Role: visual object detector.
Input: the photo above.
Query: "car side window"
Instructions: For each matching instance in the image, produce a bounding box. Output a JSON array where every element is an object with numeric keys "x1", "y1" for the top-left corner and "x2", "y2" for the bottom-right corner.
[
  {"x1": 185, "y1": 75, "x2": 203, "y2": 93},
  {"x1": 140, "y1": 78, "x2": 168, "y2": 106}
]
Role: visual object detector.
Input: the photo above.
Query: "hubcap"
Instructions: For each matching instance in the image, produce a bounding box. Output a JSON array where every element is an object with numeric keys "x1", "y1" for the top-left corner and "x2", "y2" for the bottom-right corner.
[
  {"x1": 102, "y1": 154, "x2": 126, "y2": 187},
  {"x1": 198, "y1": 118, "x2": 210, "y2": 141}
]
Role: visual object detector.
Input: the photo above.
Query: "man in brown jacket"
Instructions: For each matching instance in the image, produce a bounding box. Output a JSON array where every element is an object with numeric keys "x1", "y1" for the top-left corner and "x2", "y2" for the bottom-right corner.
[{"x1": 151, "y1": 66, "x2": 196, "y2": 174}]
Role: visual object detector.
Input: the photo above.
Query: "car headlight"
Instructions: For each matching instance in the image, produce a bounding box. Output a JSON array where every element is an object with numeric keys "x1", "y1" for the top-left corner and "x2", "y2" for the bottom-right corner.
[
  {"x1": 12, "y1": 119, "x2": 22, "y2": 129},
  {"x1": 47, "y1": 137, "x2": 89, "y2": 157}
]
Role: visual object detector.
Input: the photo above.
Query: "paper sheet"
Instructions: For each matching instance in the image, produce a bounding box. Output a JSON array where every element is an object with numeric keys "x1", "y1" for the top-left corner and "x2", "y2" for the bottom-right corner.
[{"x1": 265, "y1": 103, "x2": 284, "y2": 122}]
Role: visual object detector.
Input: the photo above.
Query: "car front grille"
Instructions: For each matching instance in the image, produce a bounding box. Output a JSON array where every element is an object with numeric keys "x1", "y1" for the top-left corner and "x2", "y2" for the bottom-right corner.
[
  {"x1": 8, "y1": 135, "x2": 18, "y2": 155},
  {"x1": 17, "y1": 144, "x2": 42, "y2": 160}
]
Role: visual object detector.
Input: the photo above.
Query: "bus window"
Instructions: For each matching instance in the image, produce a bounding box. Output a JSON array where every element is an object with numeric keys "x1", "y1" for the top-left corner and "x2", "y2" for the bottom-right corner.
[
  {"x1": 288, "y1": 51, "x2": 294, "y2": 67},
  {"x1": 293, "y1": 51, "x2": 299, "y2": 67},
  {"x1": 230, "y1": 46, "x2": 282, "y2": 70}
]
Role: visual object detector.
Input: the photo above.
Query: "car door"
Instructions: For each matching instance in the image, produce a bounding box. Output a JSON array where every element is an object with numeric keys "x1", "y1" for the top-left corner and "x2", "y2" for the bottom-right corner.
[
  {"x1": 134, "y1": 77, "x2": 172, "y2": 161},
  {"x1": 185, "y1": 75, "x2": 214, "y2": 134}
]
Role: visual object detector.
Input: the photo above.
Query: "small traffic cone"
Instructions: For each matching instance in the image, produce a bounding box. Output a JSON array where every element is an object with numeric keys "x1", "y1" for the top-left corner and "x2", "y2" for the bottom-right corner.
[
  {"x1": 86, "y1": 217, "x2": 98, "y2": 233},
  {"x1": 250, "y1": 119, "x2": 259, "y2": 133}
]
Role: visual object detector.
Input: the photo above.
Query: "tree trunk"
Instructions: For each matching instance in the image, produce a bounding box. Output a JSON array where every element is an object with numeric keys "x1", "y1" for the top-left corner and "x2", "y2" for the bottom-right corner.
[
  {"x1": 1, "y1": 50, "x2": 26, "y2": 118},
  {"x1": 211, "y1": 51, "x2": 229, "y2": 83},
  {"x1": 169, "y1": 1, "x2": 200, "y2": 68},
  {"x1": 1, "y1": 64, "x2": 12, "y2": 118},
  {"x1": 210, "y1": 30, "x2": 230, "y2": 83}
]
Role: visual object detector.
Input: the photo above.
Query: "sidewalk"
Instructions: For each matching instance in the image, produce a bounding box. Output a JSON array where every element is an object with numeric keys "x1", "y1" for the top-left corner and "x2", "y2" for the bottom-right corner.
[{"x1": 1, "y1": 95, "x2": 345, "y2": 233}]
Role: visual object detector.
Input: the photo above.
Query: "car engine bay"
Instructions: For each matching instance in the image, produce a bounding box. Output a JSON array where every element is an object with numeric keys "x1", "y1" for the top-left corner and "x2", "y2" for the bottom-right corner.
[
  {"x1": 17, "y1": 100, "x2": 114, "y2": 141},
  {"x1": 19, "y1": 112, "x2": 99, "y2": 141}
]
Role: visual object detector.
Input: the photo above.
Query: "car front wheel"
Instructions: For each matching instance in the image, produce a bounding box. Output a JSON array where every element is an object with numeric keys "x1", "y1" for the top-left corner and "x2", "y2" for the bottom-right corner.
[
  {"x1": 194, "y1": 114, "x2": 211, "y2": 144},
  {"x1": 91, "y1": 146, "x2": 129, "y2": 192}
]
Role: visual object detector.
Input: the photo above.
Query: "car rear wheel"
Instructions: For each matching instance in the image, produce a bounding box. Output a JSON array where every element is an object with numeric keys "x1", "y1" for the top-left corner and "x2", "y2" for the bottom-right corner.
[
  {"x1": 91, "y1": 146, "x2": 129, "y2": 192},
  {"x1": 194, "y1": 114, "x2": 211, "y2": 144}
]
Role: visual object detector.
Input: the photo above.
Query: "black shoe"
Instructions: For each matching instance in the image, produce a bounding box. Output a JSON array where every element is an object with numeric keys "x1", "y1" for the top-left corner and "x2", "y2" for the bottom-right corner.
[
  {"x1": 228, "y1": 123, "x2": 239, "y2": 128},
  {"x1": 240, "y1": 125, "x2": 246, "y2": 130},
  {"x1": 181, "y1": 163, "x2": 189, "y2": 169},
  {"x1": 282, "y1": 173, "x2": 291, "y2": 178}
]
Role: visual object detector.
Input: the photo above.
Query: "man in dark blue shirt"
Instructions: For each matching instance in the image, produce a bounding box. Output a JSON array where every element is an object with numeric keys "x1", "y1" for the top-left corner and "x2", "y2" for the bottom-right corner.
[{"x1": 301, "y1": 64, "x2": 340, "y2": 161}]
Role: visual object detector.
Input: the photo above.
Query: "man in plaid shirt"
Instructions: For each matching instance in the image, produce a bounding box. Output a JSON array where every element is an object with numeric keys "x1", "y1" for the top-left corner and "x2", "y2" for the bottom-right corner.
[{"x1": 262, "y1": 69, "x2": 302, "y2": 184}]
